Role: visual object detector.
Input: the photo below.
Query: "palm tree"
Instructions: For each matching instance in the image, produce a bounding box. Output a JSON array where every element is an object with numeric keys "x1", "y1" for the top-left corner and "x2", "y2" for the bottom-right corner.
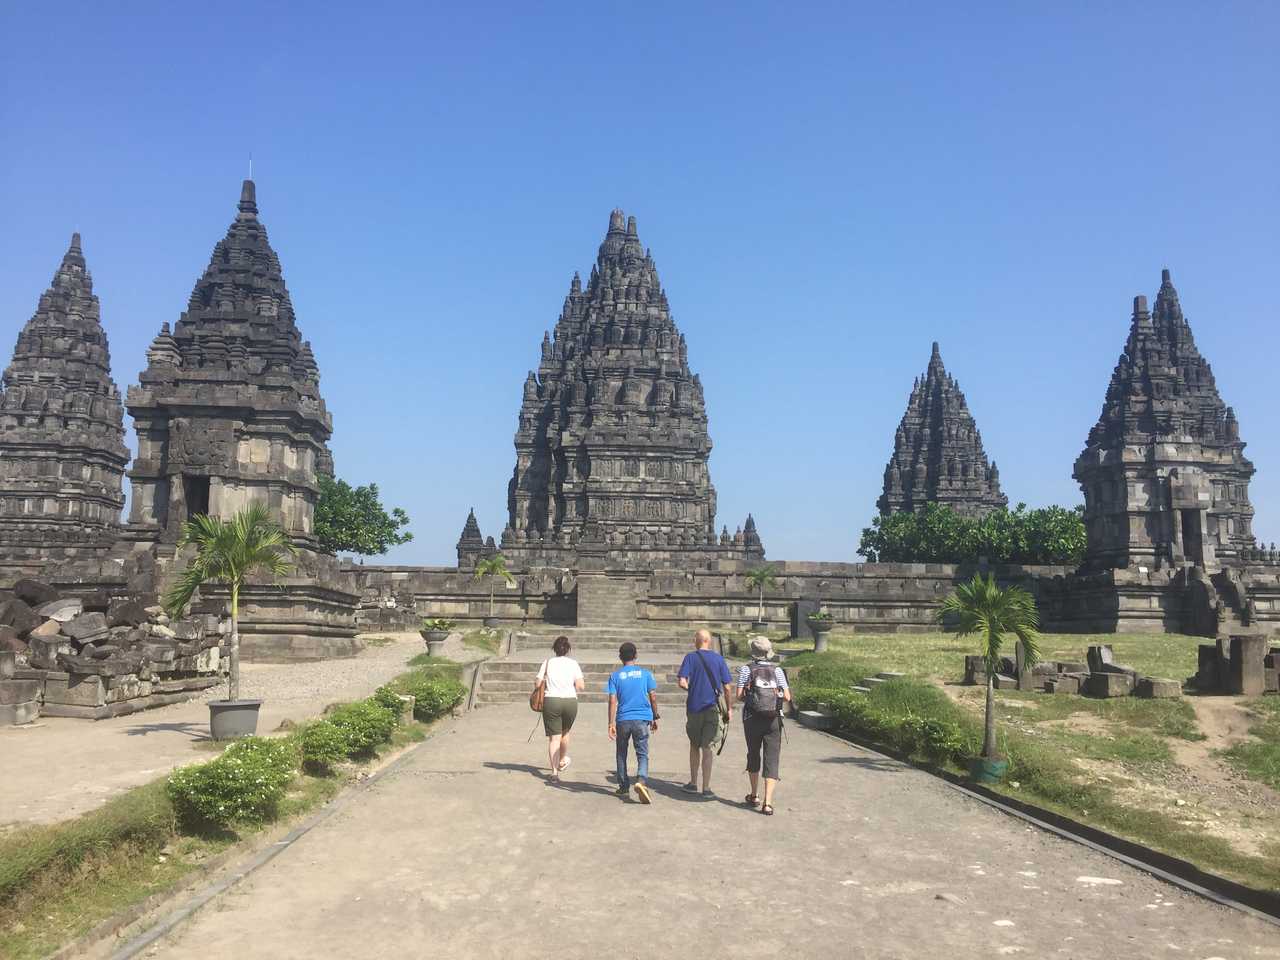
[
  {"x1": 938, "y1": 573, "x2": 1040, "y2": 760},
  {"x1": 164, "y1": 504, "x2": 296, "y2": 702},
  {"x1": 472, "y1": 554, "x2": 515, "y2": 619},
  {"x1": 744, "y1": 565, "x2": 779, "y2": 623}
]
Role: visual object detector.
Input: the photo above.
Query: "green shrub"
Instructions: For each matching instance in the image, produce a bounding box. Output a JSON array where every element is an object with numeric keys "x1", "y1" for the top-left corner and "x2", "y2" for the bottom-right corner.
[
  {"x1": 327, "y1": 701, "x2": 397, "y2": 755},
  {"x1": 370, "y1": 685, "x2": 406, "y2": 720},
  {"x1": 298, "y1": 720, "x2": 350, "y2": 774},
  {"x1": 166, "y1": 737, "x2": 297, "y2": 827},
  {"x1": 399, "y1": 675, "x2": 467, "y2": 721}
]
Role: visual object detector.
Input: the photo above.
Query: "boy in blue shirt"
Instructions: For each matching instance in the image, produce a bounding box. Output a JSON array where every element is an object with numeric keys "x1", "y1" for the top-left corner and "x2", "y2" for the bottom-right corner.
[{"x1": 607, "y1": 641, "x2": 660, "y2": 803}]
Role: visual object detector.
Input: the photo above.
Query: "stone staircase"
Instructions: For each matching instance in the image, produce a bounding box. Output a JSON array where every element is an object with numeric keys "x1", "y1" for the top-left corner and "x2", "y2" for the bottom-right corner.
[
  {"x1": 473, "y1": 655, "x2": 689, "y2": 707},
  {"x1": 512, "y1": 626, "x2": 696, "y2": 656}
]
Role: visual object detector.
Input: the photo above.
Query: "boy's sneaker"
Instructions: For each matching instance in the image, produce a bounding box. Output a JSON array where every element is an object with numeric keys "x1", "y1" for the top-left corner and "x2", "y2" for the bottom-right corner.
[
  {"x1": 681, "y1": 782, "x2": 699, "y2": 794},
  {"x1": 634, "y1": 782, "x2": 653, "y2": 804},
  {"x1": 614, "y1": 785, "x2": 630, "y2": 798}
]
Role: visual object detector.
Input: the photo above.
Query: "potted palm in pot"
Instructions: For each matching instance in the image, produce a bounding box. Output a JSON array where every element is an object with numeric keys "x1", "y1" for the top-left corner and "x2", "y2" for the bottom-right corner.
[
  {"x1": 420, "y1": 617, "x2": 455, "y2": 656},
  {"x1": 164, "y1": 503, "x2": 296, "y2": 741},
  {"x1": 806, "y1": 609, "x2": 835, "y2": 652},
  {"x1": 939, "y1": 572, "x2": 1040, "y2": 785},
  {"x1": 745, "y1": 565, "x2": 778, "y2": 632},
  {"x1": 472, "y1": 555, "x2": 514, "y2": 627}
]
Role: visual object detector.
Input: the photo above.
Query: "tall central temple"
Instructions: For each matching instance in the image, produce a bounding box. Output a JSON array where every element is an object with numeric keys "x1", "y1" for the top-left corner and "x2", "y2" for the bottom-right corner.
[{"x1": 487, "y1": 210, "x2": 762, "y2": 570}]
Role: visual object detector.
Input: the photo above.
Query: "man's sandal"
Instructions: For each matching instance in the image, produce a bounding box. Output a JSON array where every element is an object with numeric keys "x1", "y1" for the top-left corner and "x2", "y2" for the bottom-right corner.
[{"x1": 745, "y1": 794, "x2": 760, "y2": 806}]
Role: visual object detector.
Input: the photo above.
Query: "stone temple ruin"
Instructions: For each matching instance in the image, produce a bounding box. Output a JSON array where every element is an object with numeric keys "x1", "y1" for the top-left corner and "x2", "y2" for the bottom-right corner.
[
  {"x1": 0, "y1": 235, "x2": 129, "y2": 586},
  {"x1": 464, "y1": 209, "x2": 764, "y2": 572},
  {"x1": 878, "y1": 342, "x2": 1007, "y2": 518},
  {"x1": 2, "y1": 185, "x2": 1278, "y2": 726}
]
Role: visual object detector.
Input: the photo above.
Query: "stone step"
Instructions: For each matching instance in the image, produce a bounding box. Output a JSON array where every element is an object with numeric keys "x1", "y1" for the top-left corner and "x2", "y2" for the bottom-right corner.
[
  {"x1": 479, "y1": 678, "x2": 682, "y2": 693},
  {"x1": 481, "y1": 671, "x2": 682, "y2": 684},
  {"x1": 476, "y1": 691, "x2": 688, "y2": 706}
]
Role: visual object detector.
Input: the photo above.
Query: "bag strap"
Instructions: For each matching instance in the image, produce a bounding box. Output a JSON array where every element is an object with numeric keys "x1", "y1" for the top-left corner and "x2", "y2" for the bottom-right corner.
[{"x1": 695, "y1": 650, "x2": 726, "y2": 714}]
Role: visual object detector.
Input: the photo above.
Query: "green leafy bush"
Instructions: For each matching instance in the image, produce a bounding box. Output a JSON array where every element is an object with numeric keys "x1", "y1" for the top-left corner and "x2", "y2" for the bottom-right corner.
[
  {"x1": 166, "y1": 737, "x2": 297, "y2": 827},
  {"x1": 857, "y1": 502, "x2": 1086, "y2": 565},
  {"x1": 370, "y1": 685, "x2": 406, "y2": 720},
  {"x1": 399, "y1": 675, "x2": 467, "y2": 721},
  {"x1": 298, "y1": 720, "x2": 350, "y2": 774},
  {"x1": 326, "y1": 701, "x2": 397, "y2": 755}
]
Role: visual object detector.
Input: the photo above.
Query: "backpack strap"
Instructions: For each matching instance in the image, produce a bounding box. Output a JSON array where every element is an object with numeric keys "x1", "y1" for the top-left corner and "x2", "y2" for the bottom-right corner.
[{"x1": 694, "y1": 650, "x2": 727, "y2": 716}]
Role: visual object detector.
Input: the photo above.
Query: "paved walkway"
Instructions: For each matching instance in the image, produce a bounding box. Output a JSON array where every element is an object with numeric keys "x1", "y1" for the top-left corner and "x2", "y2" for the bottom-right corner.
[
  {"x1": 0, "y1": 633, "x2": 457, "y2": 826},
  {"x1": 152, "y1": 702, "x2": 1278, "y2": 959}
]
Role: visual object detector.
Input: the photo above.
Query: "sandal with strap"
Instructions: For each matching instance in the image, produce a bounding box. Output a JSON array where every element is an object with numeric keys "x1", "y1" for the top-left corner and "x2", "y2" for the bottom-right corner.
[
  {"x1": 745, "y1": 794, "x2": 760, "y2": 806},
  {"x1": 761, "y1": 804, "x2": 774, "y2": 816}
]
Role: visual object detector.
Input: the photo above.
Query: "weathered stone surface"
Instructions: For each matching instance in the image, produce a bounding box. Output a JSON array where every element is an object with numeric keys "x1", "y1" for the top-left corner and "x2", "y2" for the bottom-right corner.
[
  {"x1": 43, "y1": 674, "x2": 105, "y2": 707},
  {"x1": 0, "y1": 679, "x2": 40, "y2": 704},
  {"x1": 993, "y1": 674, "x2": 1019, "y2": 690},
  {"x1": 63, "y1": 611, "x2": 109, "y2": 641},
  {"x1": 27, "y1": 635, "x2": 70, "y2": 669},
  {"x1": 37, "y1": 597, "x2": 82, "y2": 622},
  {"x1": 0, "y1": 625, "x2": 25, "y2": 654},
  {"x1": 1227, "y1": 635, "x2": 1266, "y2": 696},
  {"x1": 1085, "y1": 672, "x2": 1134, "y2": 698},
  {"x1": 1135, "y1": 678, "x2": 1181, "y2": 698},
  {"x1": 1075, "y1": 271, "x2": 1254, "y2": 571},
  {"x1": 1086, "y1": 645, "x2": 1115, "y2": 673},
  {"x1": 124, "y1": 180, "x2": 331, "y2": 551},
  {"x1": 0, "y1": 235, "x2": 129, "y2": 584},
  {"x1": 0, "y1": 598, "x2": 41, "y2": 636},
  {"x1": 0, "y1": 701, "x2": 39, "y2": 725},
  {"x1": 13, "y1": 580, "x2": 58, "y2": 606},
  {"x1": 878, "y1": 342, "x2": 1007, "y2": 519},
  {"x1": 170, "y1": 619, "x2": 201, "y2": 641},
  {"x1": 29, "y1": 618, "x2": 63, "y2": 639},
  {"x1": 0, "y1": 649, "x2": 14, "y2": 679},
  {"x1": 490, "y1": 210, "x2": 762, "y2": 572},
  {"x1": 1047, "y1": 675, "x2": 1081, "y2": 695}
]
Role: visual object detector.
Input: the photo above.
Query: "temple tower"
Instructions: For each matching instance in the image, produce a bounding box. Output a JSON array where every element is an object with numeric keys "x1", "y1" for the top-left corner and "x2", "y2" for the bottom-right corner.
[
  {"x1": 878, "y1": 342, "x2": 1007, "y2": 518},
  {"x1": 1074, "y1": 270, "x2": 1255, "y2": 571},
  {"x1": 125, "y1": 181, "x2": 332, "y2": 547},
  {"x1": 502, "y1": 210, "x2": 759, "y2": 568},
  {"x1": 0, "y1": 234, "x2": 129, "y2": 583}
]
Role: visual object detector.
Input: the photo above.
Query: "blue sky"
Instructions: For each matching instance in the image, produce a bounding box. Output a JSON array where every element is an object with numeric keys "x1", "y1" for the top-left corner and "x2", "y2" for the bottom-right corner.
[{"x1": 2, "y1": 2, "x2": 1277, "y2": 564}]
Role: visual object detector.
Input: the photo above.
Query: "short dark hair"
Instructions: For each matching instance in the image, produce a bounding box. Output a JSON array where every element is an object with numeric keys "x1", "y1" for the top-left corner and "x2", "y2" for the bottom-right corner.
[
  {"x1": 552, "y1": 635, "x2": 571, "y2": 657},
  {"x1": 618, "y1": 641, "x2": 637, "y2": 663}
]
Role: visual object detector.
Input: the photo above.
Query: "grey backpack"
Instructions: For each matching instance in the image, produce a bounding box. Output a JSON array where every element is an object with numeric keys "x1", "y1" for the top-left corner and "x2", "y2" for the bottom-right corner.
[{"x1": 745, "y1": 662, "x2": 780, "y2": 716}]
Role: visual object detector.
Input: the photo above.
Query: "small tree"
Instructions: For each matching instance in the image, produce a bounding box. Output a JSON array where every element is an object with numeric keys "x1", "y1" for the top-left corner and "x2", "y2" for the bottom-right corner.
[
  {"x1": 938, "y1": 573, "x2": 1040, "y2": 760},
  {"x1": 472, "y1": 554, "x2": 515, "y2": 618},
  {"x1": 314, "y1": 474, "x2": 412, "y2": 556},
  {"x1": 744, "y1": 565, "x2": 779, "y2": 622},
  {"x1": 164, "y1": 504, "x2": 296, "y2": 701}
]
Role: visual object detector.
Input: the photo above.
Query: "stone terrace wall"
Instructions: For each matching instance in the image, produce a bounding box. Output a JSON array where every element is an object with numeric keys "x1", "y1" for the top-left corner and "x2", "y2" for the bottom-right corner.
[{"x1": 347, "y1": 560, "x2": 1084, "y2": 633}]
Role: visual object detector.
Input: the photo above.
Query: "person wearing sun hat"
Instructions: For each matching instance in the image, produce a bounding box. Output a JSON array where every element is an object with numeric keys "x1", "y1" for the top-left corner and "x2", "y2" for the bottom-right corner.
[{"x1": 735, "y1": 636, "x2": 791, "y2": 815}]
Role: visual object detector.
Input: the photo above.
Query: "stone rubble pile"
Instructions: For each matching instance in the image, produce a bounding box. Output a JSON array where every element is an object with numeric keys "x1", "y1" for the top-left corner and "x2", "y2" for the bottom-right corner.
[
  {"x1": 963, "y1": 642, "x2": 1183, "y2": 699},
  {"x1": 0, "y1": 578, "x2": 226, "y2": 724},
  {"x1": 1188, "y1": 635, "x2": 1280, "y2": 696}
]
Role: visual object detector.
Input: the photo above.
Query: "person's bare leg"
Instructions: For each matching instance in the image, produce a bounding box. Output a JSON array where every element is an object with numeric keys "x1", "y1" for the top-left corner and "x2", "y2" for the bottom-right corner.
[
  {"x1": 762, "y1": 777, "x2": 777, "y2": 808},
  {"x1": 700, "y1": 747, "x2": 714, "y2": 792},
  {"x1": 558, "y1": 731, "x2": 572, "y2": 770},
  {"x1": 547, "y1": 734, "x2": 562, "y2": 777},
  {"x1": 688, "y1": 743, "x2": 700, "y2": 785}
]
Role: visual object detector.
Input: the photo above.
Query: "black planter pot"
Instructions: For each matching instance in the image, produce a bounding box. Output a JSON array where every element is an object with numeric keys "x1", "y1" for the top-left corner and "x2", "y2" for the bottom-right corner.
[
  {"x1": 208, "y1": 699, "x2": 262, "y2": 740},
  {"x1": 750, "y1": 620, "x2": 769, "y2": 633},
  {"x1": 483, "y1": 617, "x2": 501, "y2": 628}
]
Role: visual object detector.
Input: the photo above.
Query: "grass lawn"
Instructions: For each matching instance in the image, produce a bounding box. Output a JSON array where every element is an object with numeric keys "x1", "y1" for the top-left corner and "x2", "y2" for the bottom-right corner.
[
  {"x1": 461, "y1": 628, "x2": 502, "y2": 656},
  {"x1": 776, "y1": 630, "x2": 1202, "y2": 684},
  {"x1": 1221, "y1": 698, "x2": 1280, "y2": 790}
]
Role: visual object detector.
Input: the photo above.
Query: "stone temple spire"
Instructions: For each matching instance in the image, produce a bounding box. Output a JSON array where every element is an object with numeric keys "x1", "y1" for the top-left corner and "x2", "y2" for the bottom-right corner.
[
  {"x1": 877, "y1": 342, "x2": 1007, "y2": 518},
  {"x1": 503, "y1": 209, "x2": 743, "y2": 566},
  {"x1": 1074, "y1": 269, "x2": 1254, "y2": 570},
  {"x1": 456, "y1": 508, "x2": 485, "y2": 569},
  {"x1": 126, "y1": 180, "x2": 333, "y2": 546},
  {"x1": 0, "y1": 233, "x2": 130, "y2": 580}
]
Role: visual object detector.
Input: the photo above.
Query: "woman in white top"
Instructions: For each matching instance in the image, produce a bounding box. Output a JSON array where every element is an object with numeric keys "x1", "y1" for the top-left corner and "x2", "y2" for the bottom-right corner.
[{"x1": 537, "y1": 635, "x2": 585, "y2": 782}]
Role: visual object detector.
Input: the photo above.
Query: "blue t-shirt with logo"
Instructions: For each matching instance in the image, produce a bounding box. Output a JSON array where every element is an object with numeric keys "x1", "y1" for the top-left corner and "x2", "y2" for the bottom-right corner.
[
  {"x1": 607, "y1": 665, "x2": 657, "y2": 722},
  {"x1": 678, "y1": 650, "x2": 732, "y2": 713}
]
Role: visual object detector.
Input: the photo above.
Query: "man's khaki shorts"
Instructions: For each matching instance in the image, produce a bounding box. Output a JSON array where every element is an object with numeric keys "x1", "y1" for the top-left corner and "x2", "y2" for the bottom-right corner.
[{"x1": 685, "y1": 706, "x2": 722, "y2": 748}]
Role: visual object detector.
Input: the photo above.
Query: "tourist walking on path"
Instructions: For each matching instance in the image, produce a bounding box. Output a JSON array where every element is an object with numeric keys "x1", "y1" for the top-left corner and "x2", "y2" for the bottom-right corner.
[
  {"x1": 737, "y1": 637, "x2": 790, "y2": 815},
  {"x1": 536, "y1": 635, "x2": 585, "y2": 782},
  {"x1": 677, "y1": 628, "x2": 733, "y2": 797},
  {"x1": 607, "y1": 641, "x2": 660, "y2": 803}
]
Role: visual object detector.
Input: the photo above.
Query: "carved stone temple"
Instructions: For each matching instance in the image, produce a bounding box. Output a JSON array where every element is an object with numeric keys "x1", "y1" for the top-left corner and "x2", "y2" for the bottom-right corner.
[
  {"x1": 0, "y1": 234, "x2": 129, "y2": 584},
  {"x1": 877, "y1": 342, "x2": 1007, "y2": 518},
  {"x1": 490, "y1": 209, "x2": 762, "y2": 570},
  {"x1": 1074, "y1": 270, "x2": 1256, "y2": 572},
  {"x1": 119, "y1": 181, "x2": 358, "y2": 658}
]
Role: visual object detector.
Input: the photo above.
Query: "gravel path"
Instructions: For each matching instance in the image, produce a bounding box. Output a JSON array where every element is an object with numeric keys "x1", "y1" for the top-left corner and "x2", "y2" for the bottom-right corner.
[{"x1": 1, "y1": 632, "x2": 483, "y2": 827}]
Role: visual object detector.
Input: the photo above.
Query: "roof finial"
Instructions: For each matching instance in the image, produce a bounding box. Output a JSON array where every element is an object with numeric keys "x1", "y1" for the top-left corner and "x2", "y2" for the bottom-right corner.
[
  {"x1": 70, "y1": 232, "x2": 82, "y2": 252},
  {"x1": 238, "y1": 179, "x2": 258, "y2": 218}
]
